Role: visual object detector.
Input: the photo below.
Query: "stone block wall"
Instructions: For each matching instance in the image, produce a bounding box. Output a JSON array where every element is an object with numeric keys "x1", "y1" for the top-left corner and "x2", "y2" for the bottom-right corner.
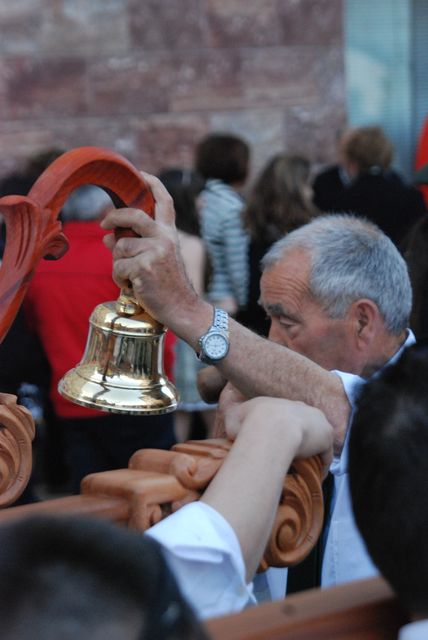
[{"x1": 0, "y1": 0, "x2": 346, "y2": 183}]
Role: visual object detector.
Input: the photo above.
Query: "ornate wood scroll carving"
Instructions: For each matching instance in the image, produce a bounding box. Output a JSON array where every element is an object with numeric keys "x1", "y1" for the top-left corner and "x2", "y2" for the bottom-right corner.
[
  {"x1": 81, "y1": 468, "x2": 194, "y2": 531},
  {"x1": 84, "y1": 439, "x2": 324, "y2": 568},
  {"x1": 0, "y1": 393, "x2": 35, "y2": 508},
  {"x1": 0, "y1": 146, "x2": 156, "y2": 503},
  {"x1": 261, "y1": 456, "x2": 324, "y2": 568},
  {"x1": 0, "y1": 146, "x2": 154, "y2": 343},
  {"x1": 129, "y1": 438, "x2": 231, "y2": 490},
  {"x1": 0, "y1": 435, "x2": 323, "y2": 569}
]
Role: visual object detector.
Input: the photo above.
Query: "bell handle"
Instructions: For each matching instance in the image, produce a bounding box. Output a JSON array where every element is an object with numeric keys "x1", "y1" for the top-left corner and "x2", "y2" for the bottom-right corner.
[
  {"x1": 28, "y1": 146, "x2": 155, "y2": 221},
  {"x1": 0, "y1": 147, "x2": 154, "y2": 340},
  {"x1": 28, "y1": 146, "x2": 154, "y2": 315}
]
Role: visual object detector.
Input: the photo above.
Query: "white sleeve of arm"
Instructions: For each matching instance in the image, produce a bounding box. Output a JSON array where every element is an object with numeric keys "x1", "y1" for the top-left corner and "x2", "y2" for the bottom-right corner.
[{"x1": 146, "y1": 501, "x2": 256, "y2": 619}]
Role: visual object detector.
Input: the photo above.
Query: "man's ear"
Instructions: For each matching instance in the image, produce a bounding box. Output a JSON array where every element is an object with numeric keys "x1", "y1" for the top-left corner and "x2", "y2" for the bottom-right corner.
[{"x1": 349, "y1": 299, "x2": 379, "y2": 347}]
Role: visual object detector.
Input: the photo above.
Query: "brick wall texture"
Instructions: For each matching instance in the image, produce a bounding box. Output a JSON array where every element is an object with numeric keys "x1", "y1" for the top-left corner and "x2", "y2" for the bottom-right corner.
[{"x1": 0, "y1": 0, "x2": 346, "y2": 181}]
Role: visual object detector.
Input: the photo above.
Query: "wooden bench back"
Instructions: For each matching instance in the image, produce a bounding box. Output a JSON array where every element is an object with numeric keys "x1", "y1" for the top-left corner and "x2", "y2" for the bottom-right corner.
[{"x1": 206, "y1": 576, "x2": 407, "y2": 640}]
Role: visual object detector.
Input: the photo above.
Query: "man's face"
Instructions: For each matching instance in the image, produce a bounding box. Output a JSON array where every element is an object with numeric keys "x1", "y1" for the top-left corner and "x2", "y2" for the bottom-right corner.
[{"x1": 260, "y1": 248, "x2": 359, "y2": 372}]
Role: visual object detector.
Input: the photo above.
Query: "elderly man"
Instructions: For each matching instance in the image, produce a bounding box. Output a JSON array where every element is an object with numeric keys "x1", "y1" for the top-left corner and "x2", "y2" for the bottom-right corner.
[{"x1": 101, "y1": 172, "x2": 414, "y2": 591}]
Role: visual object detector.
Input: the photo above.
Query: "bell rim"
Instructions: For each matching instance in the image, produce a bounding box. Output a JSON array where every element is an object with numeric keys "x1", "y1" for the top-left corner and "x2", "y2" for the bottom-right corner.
[
  {"x1": 58, "y1": 371, "x2": 179, "y2": 415},
  {"x1": 59, "y1": 388, "x2": 178, "y2": 415}
]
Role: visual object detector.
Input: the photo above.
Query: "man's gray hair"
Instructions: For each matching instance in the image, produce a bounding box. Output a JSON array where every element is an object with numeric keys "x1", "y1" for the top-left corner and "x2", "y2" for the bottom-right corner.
[
  {"x1": 61, "y1": 185, "x2": 113, "y2": 222},
  {"x1": 261, "y1": 214, "x2": 412, "y2": 334}
]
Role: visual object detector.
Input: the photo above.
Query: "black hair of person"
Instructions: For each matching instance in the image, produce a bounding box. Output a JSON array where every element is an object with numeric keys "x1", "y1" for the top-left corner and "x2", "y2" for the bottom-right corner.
[
  {"x1": 349, "y1": 340, "x2": 428, "y2": 617},
  {"x1": 0, "y1": 514, "x2": 209, "y2": 640},
  {"x1": 158, "y1": 168, "x2": 205, "y2": 237},
  {"x1": 195, "y1": 134, "x2": 250, "y2": 185}
]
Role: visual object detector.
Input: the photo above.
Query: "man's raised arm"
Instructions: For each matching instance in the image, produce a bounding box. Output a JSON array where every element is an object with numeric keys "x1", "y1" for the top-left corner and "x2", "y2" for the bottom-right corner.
[{"x1": 101, "y1": 173, "x2": 350, "y2": 444}]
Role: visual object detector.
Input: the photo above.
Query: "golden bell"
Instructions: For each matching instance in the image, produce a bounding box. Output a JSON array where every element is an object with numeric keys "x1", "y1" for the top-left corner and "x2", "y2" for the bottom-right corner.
[{"x1": 58, "y1": 293, "x2": 178, "y2": 415}]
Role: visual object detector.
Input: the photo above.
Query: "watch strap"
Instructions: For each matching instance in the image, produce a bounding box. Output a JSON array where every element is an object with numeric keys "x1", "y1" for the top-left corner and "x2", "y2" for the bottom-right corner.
[
  {"x1": 197, "y1": 307, "x2": 229, "y2": 364},
  {"x1": 212, "y1": 307, "x2": 229, "y2": 332}
]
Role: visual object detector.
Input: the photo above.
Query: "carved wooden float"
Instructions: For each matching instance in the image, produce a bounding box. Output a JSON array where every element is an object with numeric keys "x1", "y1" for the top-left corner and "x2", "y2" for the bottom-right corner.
[
  {"x1": 128, "y1": 441, "x2": 324, "y2": 567},
  {"x1": 0, "y1": 146, "x2": 324, "y2": 570},
  {"x1": 0, "y1": 146, "x2": 154, "y2": 341},
  {"x1": 0, "y1": 437, "x2": 324, "y2": 570}
]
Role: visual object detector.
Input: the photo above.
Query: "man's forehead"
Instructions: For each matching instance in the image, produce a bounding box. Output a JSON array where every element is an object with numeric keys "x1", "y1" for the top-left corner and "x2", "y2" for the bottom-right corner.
[
  {"x1": 261, "y1": 248, "x2": 311, "y2": 285},
  {"x1": 260, "y1": 249, "x2": 312, "y2": 309}
]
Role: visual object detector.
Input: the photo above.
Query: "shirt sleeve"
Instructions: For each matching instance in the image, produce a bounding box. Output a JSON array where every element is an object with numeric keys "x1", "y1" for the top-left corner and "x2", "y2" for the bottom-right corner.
[{"x1": 145, "y1": 502, "x2": 256, "y2": 619}]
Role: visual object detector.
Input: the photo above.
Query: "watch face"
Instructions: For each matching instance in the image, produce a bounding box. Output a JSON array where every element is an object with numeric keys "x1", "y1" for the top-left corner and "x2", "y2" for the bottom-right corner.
[{"x1": 203, "y1": 333, "x2": 229, "y2": 360}]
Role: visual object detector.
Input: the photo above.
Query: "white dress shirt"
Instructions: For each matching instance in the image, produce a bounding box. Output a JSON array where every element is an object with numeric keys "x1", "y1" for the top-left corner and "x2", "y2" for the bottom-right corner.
[{"x1": 322, "y1": 331, "x2": 415, "y2": 587}]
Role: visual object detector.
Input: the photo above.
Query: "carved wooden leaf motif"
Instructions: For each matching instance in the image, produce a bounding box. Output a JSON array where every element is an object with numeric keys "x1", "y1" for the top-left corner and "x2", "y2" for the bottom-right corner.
[
  {"x1": 128, "y1": 439, "x2": 324, "y2": 568},
  {"x1": 0, "y1": 146, "x2": 155, "y2": 344},
  {"x1": 80, "y1": 468, "x2": 193, "y2": 531},
  {"x1": 0, "y1": 146, "x2": 155, "y2": 505},
  {"x1": 129, "y1": 438, "x2": 231, "y2": 490},
  {"x1": 0, "y1": 393, "x2": 35, "y2": 508},
  {"x1": 0, "y1": 195, "x2": 68, "y2": 343},
  {"x1": 261, "y1": 456, "x2": 324, "y2": 567}
]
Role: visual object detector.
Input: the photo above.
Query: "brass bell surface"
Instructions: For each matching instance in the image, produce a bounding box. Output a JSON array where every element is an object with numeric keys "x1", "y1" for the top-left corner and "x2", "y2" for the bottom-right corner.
[{"x1": 58, "y1": 299, "x2": 178, "y2": 415}]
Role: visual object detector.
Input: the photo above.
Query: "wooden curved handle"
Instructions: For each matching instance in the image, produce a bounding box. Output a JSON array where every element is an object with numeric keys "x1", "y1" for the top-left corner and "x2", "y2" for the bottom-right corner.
[
  {"x1": 28, "y1": 146, "x2": 154, "y2": 222},
  {"x1": 0, "y1": 146, "x2": 154, "y2": 343}
]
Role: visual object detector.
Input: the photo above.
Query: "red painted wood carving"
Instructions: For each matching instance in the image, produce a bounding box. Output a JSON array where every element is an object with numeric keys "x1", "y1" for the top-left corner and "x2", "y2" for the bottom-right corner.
[
  {"x1": 0, "y1": 146, "x2": 154, "y2": 343},
  {"x1": 0, "y1": 146, "x2": 155, "y2": 502}
]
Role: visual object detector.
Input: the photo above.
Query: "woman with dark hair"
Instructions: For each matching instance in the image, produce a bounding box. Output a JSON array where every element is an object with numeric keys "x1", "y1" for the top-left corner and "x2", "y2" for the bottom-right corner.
[
  {"x1": 195, "y1": 133, "x2": 250, "y2": 316},
  {"x1": 236, "y1": 153, "x2": 318, "y2": 335}
]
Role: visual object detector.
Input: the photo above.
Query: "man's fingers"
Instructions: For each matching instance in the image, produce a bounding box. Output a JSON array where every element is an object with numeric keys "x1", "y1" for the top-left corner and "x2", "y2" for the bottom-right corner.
[
  {"x1": 111, "y1": 236, "x2": 159, "y2": 260},
  {"x1": 221, "y1": 388, "x2": 249, "y2": 440},
  {"x1": 112, "y1": 253, "x2": 153, "y2": 288},
  {"x1": 100, "y1": 207, "x2": 158, "y2": 237},
  {"x1": 103, "y1": 232, "x2": 115, "y2": 251},
  {"x1": 140, "y1": 172, "x2": 176, "y2": 226}
]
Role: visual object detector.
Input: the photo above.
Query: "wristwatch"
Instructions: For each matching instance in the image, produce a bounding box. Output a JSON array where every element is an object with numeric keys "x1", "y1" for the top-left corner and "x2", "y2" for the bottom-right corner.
[{"x1": 198, "y1": 307, "x2": 230, "y2": 364}]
